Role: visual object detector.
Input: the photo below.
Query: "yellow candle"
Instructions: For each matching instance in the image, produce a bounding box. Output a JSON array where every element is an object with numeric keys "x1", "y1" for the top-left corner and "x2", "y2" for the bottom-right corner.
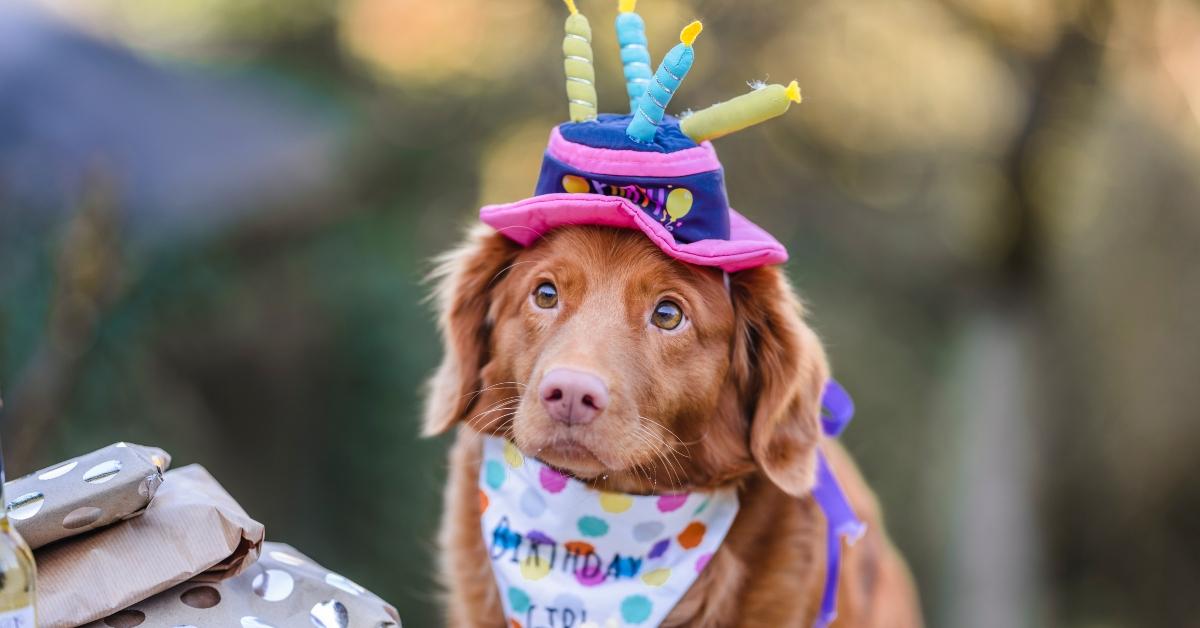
[
  {"x1": 680, "y1": 80, "x2": 803, "y2": 142},
  {"x1": 563, "y1": 0, "x2": 598, "y2": 122}
]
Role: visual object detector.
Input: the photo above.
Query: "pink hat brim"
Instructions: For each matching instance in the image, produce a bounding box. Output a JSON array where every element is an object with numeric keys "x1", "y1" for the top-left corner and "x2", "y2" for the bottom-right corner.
[{"x1": 479, "y1": 193, "x2": 788, "y2": 273}]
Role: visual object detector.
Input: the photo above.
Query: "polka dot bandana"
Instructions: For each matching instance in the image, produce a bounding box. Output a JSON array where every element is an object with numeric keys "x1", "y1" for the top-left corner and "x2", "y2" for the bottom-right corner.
[{"x1": 479, "y1": 436, "x2": 739, "y2": 628}]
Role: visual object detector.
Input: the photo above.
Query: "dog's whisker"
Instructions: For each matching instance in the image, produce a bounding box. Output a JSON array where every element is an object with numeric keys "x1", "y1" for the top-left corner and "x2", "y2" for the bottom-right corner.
[
  {"x1": 475, "y1": 410, "x2": 520, "y2": 437},
  {"x1": 466, "y1": 398, "x2": 521, "y2": 429},
  {"x1": 636, "y1": 415, "x2": 694, "y2": 489},
  {"x1": 638, "y1": 414, "x2": 694, "y2": 457},
  {"x1": 466, "y1": 401, "x2": 520, "y2": 425},
  {"x1": 471, "y1": 410, "x2": 514, "y2": 434},
  {"x1": 631, "y1": 422, "x2": 684, "y2": 489},
  {"x1": 461, "y1": 382, "x2": 527, "y2": 404}
]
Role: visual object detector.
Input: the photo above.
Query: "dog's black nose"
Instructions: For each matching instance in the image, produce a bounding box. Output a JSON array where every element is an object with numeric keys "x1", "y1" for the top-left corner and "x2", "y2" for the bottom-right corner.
[{"x1": 539, "y1": 368, "x2": 609, "y2": 425}]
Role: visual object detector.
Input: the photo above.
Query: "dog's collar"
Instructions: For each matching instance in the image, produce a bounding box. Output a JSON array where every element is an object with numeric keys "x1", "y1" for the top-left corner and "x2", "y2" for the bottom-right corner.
[{"x1": 477, "y1": 380, "x2": 862, "y2": 627}]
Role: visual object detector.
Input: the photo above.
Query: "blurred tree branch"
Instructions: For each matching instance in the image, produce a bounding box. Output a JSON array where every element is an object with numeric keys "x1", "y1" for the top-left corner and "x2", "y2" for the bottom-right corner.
[{"x1": 5, "y1": 169, "x2": 125, "y2": 472}]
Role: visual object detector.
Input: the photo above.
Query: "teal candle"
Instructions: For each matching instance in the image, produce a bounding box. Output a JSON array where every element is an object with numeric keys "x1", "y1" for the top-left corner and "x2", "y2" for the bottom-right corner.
[
  {"x1": 627, "y1": 21, "x2": 702, "y2": 144},
  {"x1": 616, "y1": 0, "x2": 651, "y2": 112}
]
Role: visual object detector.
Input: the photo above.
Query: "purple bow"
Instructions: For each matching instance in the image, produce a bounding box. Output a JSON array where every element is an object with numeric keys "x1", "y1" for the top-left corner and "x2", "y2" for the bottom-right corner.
[{"x1": 812, "y1": 379, "x2": 867, "y2": 628}]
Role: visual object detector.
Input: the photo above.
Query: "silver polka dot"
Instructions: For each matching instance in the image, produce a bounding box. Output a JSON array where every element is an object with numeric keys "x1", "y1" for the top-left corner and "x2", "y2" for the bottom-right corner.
[
  {"x1": 180, "y1": 585, "x2": 221, "y2": 609},
  {"x1": 7, "y1": 491, "x2": 44, "y2": 520},
  {"x1": 252, "y1": 568, "x2": 295, "y2": 602},
  {"x1": 240, "y1": 617, "x2": 275, "y2": 628},
  {"x1": 310, "y1": 600, "x2": 349, "y2": 628},
  {"x1": 325, "y1": 573, "x2": 365, "y2": 596},
  {"x1": 63, "y1": 506, "x2": 104, "y2": 529},
  {"x1": 268, "y1": 550, "x2": 306, "y2": 566},
  {"x1": 103, "y1": 610, "x2": 145, "y2": 627},
  {"x1": 38, "y1": 461, "x2": 78, "y2": 480},
  {"x1": 83, "y1": 459, "x2": 123, "y2": 484}
]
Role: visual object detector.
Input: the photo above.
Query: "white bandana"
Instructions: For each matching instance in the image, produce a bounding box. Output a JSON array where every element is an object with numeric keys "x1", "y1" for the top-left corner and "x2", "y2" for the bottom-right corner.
[{"x1": 479, "y1": 435, "x2": 739, "y2": 628}]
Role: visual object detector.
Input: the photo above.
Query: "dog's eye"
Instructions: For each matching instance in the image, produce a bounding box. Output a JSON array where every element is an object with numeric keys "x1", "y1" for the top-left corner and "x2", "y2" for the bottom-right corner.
[
  {"x1": 533, "y1": 282, "x2": 559, "y2": 309},
  {"x1": 651, "y1": 300, "x2": 684, "y2": 330}
]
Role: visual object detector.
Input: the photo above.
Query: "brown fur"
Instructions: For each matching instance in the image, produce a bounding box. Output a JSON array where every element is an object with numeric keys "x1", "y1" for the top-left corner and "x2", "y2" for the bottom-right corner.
[{"x1": 426, "y1": 225, "x2": 922, "y2": 627}]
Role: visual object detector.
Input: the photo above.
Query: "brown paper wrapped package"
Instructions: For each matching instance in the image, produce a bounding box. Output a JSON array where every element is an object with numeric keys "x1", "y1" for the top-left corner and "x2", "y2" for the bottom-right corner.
[
  {"x1": 35, "y1": 464, "x2": 265, "y2": 628},
  {"x1": 4, "y1": 442, "x2": 170, "y2": 549},
  {"x1": 84, "y1": 542, "x2": 401, "y2": 628}
]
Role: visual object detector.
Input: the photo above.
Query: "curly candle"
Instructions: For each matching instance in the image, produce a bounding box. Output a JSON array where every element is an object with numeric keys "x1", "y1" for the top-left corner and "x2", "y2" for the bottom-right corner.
[
  {"x1": 680, "y1": 80, "x2": 803, "y2": 143},
  {"x1": 626, "y1": 20, "x2": 702, "y2": 144},
  {"x1": 615, "y1": 0, "x2": 651, "y2": 112},
  {"x1": 562, "y1": 0, "x2": 598, "y2": 122}
]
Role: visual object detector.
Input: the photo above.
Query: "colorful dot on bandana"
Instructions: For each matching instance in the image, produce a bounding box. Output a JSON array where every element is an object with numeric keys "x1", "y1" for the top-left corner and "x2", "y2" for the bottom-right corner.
[
  {"x1": 552, "y1": 593, "x2": 587, "y2": 622},
  {"x1": 692, "y1": 497, "x2": 711, "y2": 516},
  {"x1": 695, "y1": 552, "x2": 713, "y2": 573},
  {"x1": 479, "y1": 490, "x2": 489, "y2": 513},
  {"x1": 486, "y1": 461, "x2": 506, "y2": 490},
  {"x1": 677, "y1": 521, "x2": 706, "y2": 549},
  {"x1": 656, "y1": 493, "x2": 688, "y2": 513},
  {"x1": 620, "y1": 595, "x2": 653, "y2": 624},
  {"x1": 509, "y1": 619, "x2": 522, "y2": 628},
  {"x1": 521, "y1": 556, "x2": 551, "y2": 581},
  {"x1": 599, "y1": 491, "x2": 633, "y2": 513},
  {"x1": 520, "y1": 488, "x2": 547, "y2": 518},
  {"x1": 528, "y1": 530, "x2": 556, "y2": 545},
  {"x1": 575, "y1": 564, "x2": 607, "y2": 587},
  {"x1": 641, "y1": 567, "x2": 671, "y2": 587},
  {"x1": 508, "y1": 587, "x2": 531, "y2": 613},
  {"x1": 577, "y1": 516, "x2": 610, "y2": 537},
  {"x1": 632, "y1": 521, "x2": 664, "y2": 542},
  {"x1": 504, "y1": 441, "x2": 524, "y2": 468},
  {"x1": 648, "y1": 538, "x2": 670, "y2": 559},
  {"x1": 539, "y1": 466, "x2": 568, "y2": 493},
  {"x1": 564, "y1": 540, "x2": 595, "y2": 555}
]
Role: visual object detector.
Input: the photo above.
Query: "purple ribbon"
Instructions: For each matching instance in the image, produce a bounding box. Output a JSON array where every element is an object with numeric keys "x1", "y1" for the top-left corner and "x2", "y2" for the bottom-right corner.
[{"x1": 812, "y1": 379, "x2": 867, "y2": 628}]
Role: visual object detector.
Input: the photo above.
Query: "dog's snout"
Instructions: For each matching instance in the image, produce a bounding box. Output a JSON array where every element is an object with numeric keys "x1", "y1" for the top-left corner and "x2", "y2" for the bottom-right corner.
[{"x1": 539, "y1": 368, "x2": 609, "y2": 425}]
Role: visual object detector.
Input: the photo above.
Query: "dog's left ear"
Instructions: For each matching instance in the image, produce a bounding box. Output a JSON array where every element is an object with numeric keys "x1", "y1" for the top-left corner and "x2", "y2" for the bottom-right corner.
[
  {"x1": 423, "y1": 224, "x2": 521, "y2": 437},
  {"x1": 730, "y1": 265, "x2": 830, "y2": 497}
]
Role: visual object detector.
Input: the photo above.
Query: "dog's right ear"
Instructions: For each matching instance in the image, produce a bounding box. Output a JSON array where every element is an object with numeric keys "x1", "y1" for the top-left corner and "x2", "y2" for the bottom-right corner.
[{"x1": 423, "y1": 225, "x2": 521, "y2": 436}]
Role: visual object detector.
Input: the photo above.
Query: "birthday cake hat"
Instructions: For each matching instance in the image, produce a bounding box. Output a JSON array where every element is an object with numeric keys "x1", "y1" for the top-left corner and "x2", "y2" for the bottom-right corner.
[{"x1": 480, "y1": 0, "x2": 804, "y2": 272}]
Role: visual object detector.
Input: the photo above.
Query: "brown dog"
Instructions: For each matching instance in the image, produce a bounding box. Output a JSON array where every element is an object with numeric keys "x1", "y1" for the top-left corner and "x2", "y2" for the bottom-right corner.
[{"x1": 425, "y1": 225, "x2": 922, "y2": 627}]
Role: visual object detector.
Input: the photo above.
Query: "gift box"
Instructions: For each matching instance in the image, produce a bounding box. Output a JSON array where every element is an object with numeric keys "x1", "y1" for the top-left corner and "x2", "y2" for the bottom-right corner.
[
  {"x1": 8, "y1": 442, "x2": 400, "y2": 627},
  {"x1": 35, "y1": 463, "x2": 265, "y2": 627},
  {"x1": 84, "y1": 542, "x2": 401, "y2": 628},
  {"x1": 5, "y1": 442, "x2": 169, "y2": 549}
]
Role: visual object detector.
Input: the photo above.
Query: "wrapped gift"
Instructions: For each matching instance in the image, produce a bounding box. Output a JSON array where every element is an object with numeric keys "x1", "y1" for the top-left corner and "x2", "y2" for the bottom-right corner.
[
  {"x1": 85, "y1": 542, "x2": 401, "y2": 628},
  {"x1": 35, "y1": 464, "x2": 265, "y2": 628},
  {"x1": 4, "y1": 442, "x2": 170, "y2": 549}
]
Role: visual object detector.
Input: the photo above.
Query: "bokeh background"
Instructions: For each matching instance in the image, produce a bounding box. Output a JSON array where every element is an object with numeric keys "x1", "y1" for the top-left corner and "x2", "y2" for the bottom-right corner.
[{"x1": 2, "y1": 0, "x2": 1198, "y2": 625}]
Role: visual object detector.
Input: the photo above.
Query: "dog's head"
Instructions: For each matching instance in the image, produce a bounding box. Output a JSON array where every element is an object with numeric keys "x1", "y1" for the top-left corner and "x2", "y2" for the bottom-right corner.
[{"x1": 425, "y1": 225, "x2": 828, "y2": 496}]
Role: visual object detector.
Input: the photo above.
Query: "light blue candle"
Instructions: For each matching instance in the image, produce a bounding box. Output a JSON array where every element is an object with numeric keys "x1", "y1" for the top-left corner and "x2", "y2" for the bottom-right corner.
[
  {"x1": 627, "y1": 20, "x2": 702, "y2": 144},
  {"x1": 616, "y1": 0, "x2": 651, "y2": 112}
]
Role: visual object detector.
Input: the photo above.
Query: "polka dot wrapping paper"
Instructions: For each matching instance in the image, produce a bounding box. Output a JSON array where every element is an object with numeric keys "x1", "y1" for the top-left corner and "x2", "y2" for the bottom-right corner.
[
  {"x1": 4, "y1": 442, "x2": 170, "y2": 549},
  {"x1": 82, "y1": 542, "x2": 399, "y2": 628},
  {"x1": 34, "y1": 464, "x2": 266, "y2": 628},
  {"x1": 479, "y1": 436, "x2": 739, "y2": 627}
]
